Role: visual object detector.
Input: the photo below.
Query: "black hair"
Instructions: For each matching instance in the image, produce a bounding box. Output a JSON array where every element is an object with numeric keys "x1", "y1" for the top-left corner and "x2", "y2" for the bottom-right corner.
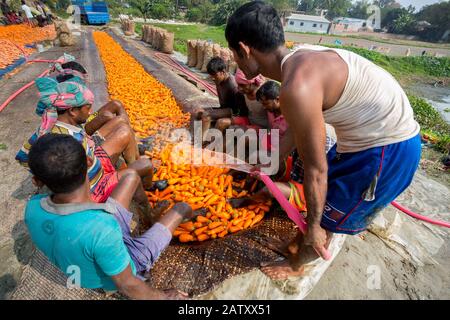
[
  {"x1": 21, "y1": 0, "x2": 26, "y2": 4},
  {"x1": 206, "y1": 57, "x2": 227, "y2": 75},
  {"x1": 60, "y1": 61, "x2": 87, "y2": 74},
  {"x1": 28, "y1": 133, "x2": 87, "y2": 194},
  {"x1": 56, "y1": 74, "x2": 75, "y2": 83},
  {"x1": 256, "y1": 80, "x2": 280, "y2": 101},
  {"x1": 225, "y1": 1, "x2": 285, "y2": 55}
]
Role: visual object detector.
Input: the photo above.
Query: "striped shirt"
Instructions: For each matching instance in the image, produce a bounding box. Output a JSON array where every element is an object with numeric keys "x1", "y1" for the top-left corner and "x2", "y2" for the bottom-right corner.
[{"x1": 16, "y1": 121, "x2": 104, "y2": 192}]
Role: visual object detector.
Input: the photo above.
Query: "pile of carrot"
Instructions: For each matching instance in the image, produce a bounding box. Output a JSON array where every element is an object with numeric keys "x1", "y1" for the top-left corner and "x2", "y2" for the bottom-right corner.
[
  {"x1": 92, "y1": 31, "x2": 190, "y2": 158},
  {"x1": 146, "y1": 144, "x2": 271, "y2": 242},
  {"x1": 0, "y1": 24, "x2": 56, "y2": 69},
  {"x1": 93, "y1": 32, "x2": 270, "y2": 242}
]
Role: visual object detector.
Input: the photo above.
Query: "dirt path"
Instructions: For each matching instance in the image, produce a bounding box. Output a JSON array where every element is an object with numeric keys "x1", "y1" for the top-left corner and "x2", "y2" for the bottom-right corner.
[
  {"x1": 285, "y1": 32, "x2": 450, "y2": 57},
  {"x1": 0, "y1": 31, "x2": 108, "y2": 299}
]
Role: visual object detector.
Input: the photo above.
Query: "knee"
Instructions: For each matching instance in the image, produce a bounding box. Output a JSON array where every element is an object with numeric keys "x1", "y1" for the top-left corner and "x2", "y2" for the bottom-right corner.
[
  {"x1": 116, "y1": 124, "x2": 133, "y2": 143},
  {"x1": 111, "y1": 99, "x2": 125, "y2": 110},
  {"x1": 121, "y1": 168, "x2": 141, "y2": 185}
]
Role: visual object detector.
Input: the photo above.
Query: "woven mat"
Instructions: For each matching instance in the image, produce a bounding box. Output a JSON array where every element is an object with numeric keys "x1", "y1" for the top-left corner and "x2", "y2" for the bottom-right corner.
[
  {"x1": 11, "y1": 207, "x2": 295, "y2": 299},
  {"x1": 147, "y1": 207, "x2": 297, "y2": 296}
]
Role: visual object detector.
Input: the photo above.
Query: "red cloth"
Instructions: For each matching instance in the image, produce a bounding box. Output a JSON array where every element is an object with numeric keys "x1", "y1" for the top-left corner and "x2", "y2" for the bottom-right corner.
[{"x1": 91, "y1": 147, "x2": 119, "y2": 203}]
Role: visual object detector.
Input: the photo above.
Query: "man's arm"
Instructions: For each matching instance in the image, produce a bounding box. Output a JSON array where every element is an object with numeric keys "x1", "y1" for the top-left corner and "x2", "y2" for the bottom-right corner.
[
  {"x1": 280, "y1": 73, "x2": 329, "y2": 258},
  {"x1": 84, "y1": 101, "x2": 129, "y2": 135},
  {"x1": 112, "y1": 265, "x2": 186, "y2": 300}
]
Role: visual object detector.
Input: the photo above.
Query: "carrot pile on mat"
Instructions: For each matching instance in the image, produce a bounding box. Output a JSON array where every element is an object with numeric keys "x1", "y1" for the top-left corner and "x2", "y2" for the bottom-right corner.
[
  {"x1": 0, "y1": 24, "x2": 56, "y2": 69},
  {"x1": 93, "y1": 32, "x2": 271, "y2": 242}
]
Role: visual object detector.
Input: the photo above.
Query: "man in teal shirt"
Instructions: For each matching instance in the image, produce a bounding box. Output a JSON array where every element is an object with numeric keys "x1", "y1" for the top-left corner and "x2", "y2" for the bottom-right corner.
[{"x1": 25, "y1": 133, "x2": 192, "y2": 299}]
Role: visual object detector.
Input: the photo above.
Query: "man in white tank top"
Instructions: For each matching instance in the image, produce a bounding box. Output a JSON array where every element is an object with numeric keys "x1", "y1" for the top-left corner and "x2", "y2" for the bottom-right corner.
[{"x1": 226, "y1": 2, "x2": 421, "y2": 280}]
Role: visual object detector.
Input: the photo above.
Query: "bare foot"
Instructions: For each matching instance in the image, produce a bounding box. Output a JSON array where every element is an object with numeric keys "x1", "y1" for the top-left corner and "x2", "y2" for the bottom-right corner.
[{"x1": 260, "y1": 260, "x2": 306, "y2": 280}]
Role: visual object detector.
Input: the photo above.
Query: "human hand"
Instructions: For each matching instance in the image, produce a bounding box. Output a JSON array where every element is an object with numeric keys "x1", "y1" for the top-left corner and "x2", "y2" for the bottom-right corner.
[
  {"x1": 304, "y1": 224, "x2": 330, "y2": 260},
  {"x1": 163, "y1": 289, "x2": 189, "y2": 300},
  {"x1": 172, "y1": 202, "x2": 193, "y2": 219}
]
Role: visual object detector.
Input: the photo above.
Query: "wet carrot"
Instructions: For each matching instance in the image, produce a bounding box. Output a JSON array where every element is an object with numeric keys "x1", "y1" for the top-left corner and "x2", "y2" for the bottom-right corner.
[
  {"x1": 197, "y1": 234, "x2": 210, "y2": 242},
  {"x1": 179, "y1": 233, "x2": 194, "y2": 243},
  {"x1": 208, "y1": 226, "x2": 225, "y2": 235},
  {"x1": 194, "y1": 226, "x2": 209, "y2": 236},
  {"x1": 208, "y1": 221, "x2": 222, "y2": 230},
  {"x1": 197, "y1": 215, "x2": 210, "y2": 223}
]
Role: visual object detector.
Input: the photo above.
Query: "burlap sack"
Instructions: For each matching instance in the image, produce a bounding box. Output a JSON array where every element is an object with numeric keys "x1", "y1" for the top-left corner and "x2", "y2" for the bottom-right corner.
[
  {"x1": 151, "y1": 28, "x2": 159, "y2": 49},
  {"x1": 59, "y1": 33, "x2": 75, "y2": 47},
  {"x1": 201, "y1": 42, "x2": 214, "y2": 73},
  {"x1": 187, "y1": 40, "x2": 197, "y2": 67},
  {"x1": 212, "y1": 43, "x2": 221, "y2": 57},
  {"x1": 195, "y1": 40, "x2": 205, "y2": 70},
  {"x1": 147, "y1": 26, "x2": 154, "y2": 44},
  {"x1": 142, "y1": 25, "x2": 147, "y2": 41},
  {"x1": 124, "y1": 21, "x2": 135, "y2": 36},
  {"x1": 228, "y1": 60, "x2": 238, "y2": 75},
  {"x1": 160, "y1": 31, "x2": 174, "y2": 54},
  {"x1": 55, "y1": 21, "x2": 71, "y2": 34}
]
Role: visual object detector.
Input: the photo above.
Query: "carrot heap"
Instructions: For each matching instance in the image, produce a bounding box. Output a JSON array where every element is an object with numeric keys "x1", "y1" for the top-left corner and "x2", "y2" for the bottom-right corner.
[
  {"x1": 93, "y1": 32, "x2": 270, "y2": 242},
  {"x1": 146, "y1": 144, "x2": 271, "y2": 242},
  {"x1": 92, "y1": 31, "x2": 190, "y2": 153},
  {"x1": 0, "y1": 24, "x2": 56, "y2": 69}
]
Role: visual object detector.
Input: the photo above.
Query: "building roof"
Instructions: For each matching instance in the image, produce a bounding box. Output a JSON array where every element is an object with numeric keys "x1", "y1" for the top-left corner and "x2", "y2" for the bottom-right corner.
[
  {"x1": 334, "y1": 17, "x2": 368, "y2": 24},
  {"x1": 287, "y1": 13, "x2": 330, "y2": 24}
]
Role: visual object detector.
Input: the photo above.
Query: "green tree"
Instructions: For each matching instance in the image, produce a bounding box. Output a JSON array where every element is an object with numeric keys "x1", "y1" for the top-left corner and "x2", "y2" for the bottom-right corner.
[
  {"x1": 348, "y1": 0, "x2": 370, "y2": 19},
  {"x1": 128, "y1": 0, "x2": 151, "y2": 21},
  {"x1": 209, "y1": 0, "x2": 247, "y2": 25},
  {"x1": 298, "y1": 0, "x2": 352, "y2": 19},
  {"x1": 416, "y1": 1, "x2": 450, "y2": 41}
]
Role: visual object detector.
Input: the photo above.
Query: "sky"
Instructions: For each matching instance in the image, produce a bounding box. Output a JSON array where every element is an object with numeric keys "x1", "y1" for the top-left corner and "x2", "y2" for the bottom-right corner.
[{"x1": 395, "y1": 0, "x2": 442, "y2": 11}]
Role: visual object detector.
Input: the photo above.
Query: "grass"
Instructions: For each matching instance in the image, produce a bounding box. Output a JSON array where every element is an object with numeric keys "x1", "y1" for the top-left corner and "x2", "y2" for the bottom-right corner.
[
  {"x1": 408, "y1": 95, "x2": 450, "y2": 153},
  {"x1": 136, "y1": 22, "x2": 226, "y2": 55}
]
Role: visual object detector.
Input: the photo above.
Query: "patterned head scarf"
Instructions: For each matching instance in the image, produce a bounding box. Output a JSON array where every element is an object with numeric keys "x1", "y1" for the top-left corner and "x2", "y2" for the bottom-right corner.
[
  {"x1": 51, "y1": 53, "x2": 88, "y2": 84},
  {"x1": 35, "y1": 77, "x2": 94, "y2": 136},
  {"x1": 235, "y1": 69, "x2": 265, "y2": 87}
]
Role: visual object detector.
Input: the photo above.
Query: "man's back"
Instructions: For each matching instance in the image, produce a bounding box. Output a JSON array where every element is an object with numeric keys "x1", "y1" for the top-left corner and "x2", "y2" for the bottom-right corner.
[{"x1": 25, "y1": 194, "x2": 136, "y2": 290}]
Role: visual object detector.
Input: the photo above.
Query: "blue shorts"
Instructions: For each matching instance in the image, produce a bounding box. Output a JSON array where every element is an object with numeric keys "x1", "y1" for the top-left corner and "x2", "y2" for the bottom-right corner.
[
  {"x1": 108, "y1": 198, "x2": 172, "y2": 273},
  {"x1": 321, "y1": 134, "x2": 421, "y2": 235}
]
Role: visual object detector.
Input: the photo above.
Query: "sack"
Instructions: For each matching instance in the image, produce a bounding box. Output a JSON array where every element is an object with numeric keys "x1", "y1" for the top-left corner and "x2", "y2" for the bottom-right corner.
[
  {"x1": 124, "y1": 21, "x2": 135, "y2": 36},
  {"x1": 195, "y1": 40, "x2": 205, "y2": 70},
  {"x1": 201, "y1": 42, "x2": 214, "y2": 73},
  {"x1": 228, "y1": 60, "x2": 238, "y2": 75},
  {"x1": 187, "y1": 40, "x2": 198, "y2": 67},
  {"x1": 160, "y1": 31, "x2": 174, "y2": 54},
  {"x1": 148, "y1": 26, "x2": 154, "y2": 44},
  {"x1": 59, "y1": 33, "x2": 75, "y2": 47},
  {"x1": 151, "y1": 28, "x2": 160, "y2": 49},
  {"x1": 212, "y1": 44, "x2": 221, "y2": 57},
  {"x1": 219, "y1": 47, "x2": 231, "y2": 66}
]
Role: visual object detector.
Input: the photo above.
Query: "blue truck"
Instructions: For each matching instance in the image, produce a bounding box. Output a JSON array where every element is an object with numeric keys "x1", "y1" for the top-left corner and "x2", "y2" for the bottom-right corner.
[{"x1": 71, "y1": 0, "x2": 110, "y2": 25}]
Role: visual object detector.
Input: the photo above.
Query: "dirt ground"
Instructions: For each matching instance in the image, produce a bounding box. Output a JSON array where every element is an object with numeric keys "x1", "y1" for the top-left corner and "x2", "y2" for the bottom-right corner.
[
  {"x1": 285, "y1": 32, "x2": 450, "y2": 57},
  {"x1": 0, "y1": 29, "x2": 449, "y2": 300}
]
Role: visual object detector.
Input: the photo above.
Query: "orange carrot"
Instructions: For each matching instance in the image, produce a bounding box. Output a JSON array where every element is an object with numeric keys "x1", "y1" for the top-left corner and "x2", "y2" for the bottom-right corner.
[
  {"x1": 194, "y1": 226, "x2": 209, "y2": 236},
  {"x1": 179, "y1": 233, "x2": 194, "y2": 243}
]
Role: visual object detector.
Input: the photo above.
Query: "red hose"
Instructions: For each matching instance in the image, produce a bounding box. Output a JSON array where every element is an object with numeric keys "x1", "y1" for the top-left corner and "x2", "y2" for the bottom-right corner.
[
  {"x1": 391, "y1": 201, "x2": 450, "y2": 228},
  {"x1": 0, "y1": 69, "x2": 49, "y2": 113},
  {"x1": 154, "y1": 52, "x2": 217, "y2": 96}
]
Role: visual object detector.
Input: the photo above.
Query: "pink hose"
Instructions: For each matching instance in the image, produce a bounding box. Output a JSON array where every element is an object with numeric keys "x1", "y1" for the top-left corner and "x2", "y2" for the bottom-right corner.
[
  {"x1": 391, "y1": 201, "x2": 450, "y2": 228},
  {"x1": 0, "y1": 69, "x2": 49, "y2": 113},
  {"x1": 259, "y1": 173, "x2": 332, "y2": 260}
]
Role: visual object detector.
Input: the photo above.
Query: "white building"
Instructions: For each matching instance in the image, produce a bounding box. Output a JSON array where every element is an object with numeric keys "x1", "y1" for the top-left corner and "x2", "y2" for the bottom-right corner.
[
  {"x1": 285, "y1": 14, "x2": 331, "y2": 34},
  {"x1": 333, "y1": 16, "x2": 380, "y2": 32}
]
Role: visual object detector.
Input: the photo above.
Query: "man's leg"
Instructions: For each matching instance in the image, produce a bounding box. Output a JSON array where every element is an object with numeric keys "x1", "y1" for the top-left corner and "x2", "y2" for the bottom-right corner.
[{"x1": 100, "y1": 120, "x2": 139, "y2": 165}]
